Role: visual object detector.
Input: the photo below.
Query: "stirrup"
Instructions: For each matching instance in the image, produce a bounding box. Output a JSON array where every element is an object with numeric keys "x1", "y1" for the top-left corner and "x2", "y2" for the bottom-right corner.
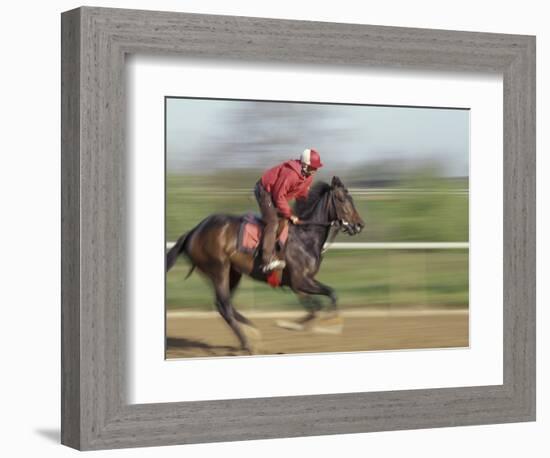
[{"x1": 261, "y1": 259, "x2": 286, "y2": 273}]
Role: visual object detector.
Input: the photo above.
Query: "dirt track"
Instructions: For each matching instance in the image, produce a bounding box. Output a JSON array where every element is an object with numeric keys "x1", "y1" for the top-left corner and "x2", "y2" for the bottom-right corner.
[{"x1": 166, "y1": 309, "x2": 469, "y2": 359}]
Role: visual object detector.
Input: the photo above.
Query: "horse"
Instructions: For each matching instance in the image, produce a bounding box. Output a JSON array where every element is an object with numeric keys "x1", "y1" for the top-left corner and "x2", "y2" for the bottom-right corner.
[{"x1": 166, "y1": 176, "x2": 365, "y2": 353}]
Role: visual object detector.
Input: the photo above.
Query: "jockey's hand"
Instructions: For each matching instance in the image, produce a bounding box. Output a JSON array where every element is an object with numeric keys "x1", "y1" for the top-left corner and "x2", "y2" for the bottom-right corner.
[{"x1": 289, "y1": 215, "x2": 300, "y2": 224}]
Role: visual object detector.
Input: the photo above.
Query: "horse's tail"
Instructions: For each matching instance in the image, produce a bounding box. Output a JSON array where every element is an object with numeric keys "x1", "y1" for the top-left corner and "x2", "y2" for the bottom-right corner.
[{"x1": 166, "y1": 230, "x2": 194, "y2": 273}]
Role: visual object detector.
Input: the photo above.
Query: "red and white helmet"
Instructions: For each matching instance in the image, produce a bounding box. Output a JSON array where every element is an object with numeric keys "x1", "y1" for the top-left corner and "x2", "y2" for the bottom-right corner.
[{"x1": 300, "y1": 148, "x2": 323, "y2": 169}]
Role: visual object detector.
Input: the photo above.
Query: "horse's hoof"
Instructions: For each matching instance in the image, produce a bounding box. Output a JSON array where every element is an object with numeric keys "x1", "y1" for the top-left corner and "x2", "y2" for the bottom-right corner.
[
  {"x1": 311, "y1": 324, "x2": 343, "y2": 335},
  {"x1": 275, "y1": 319, "x2": 306, "y2": 331},
  {"x1": 243, "y1": 324, "x2": 262, "y2": 340},
  {"x1": 311, "y1": 316, "x2": 344, "y2": 335},
  {"x1": 243, "y1": 345, "x2": 259, "y2": 355}
]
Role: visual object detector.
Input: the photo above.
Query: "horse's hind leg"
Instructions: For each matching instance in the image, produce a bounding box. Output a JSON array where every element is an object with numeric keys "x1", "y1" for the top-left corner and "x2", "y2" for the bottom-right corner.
[
  {"x1": 229, "y1": 268, "x2": 242, "y2": 293},
  {"x1": 229, "y1": 268, "x2": 261, "y2": 339},
  {"x1": 213, "y1": 269, "x2": 252, "y2": 354}
]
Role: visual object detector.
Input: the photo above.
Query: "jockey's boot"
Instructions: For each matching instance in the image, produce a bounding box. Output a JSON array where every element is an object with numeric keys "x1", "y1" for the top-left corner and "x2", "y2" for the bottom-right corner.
[{"x1": 261, "y1": 257, "x2": 286, "y2": 273}]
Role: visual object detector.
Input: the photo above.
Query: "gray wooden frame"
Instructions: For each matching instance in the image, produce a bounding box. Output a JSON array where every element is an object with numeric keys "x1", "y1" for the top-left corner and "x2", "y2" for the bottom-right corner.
[{"x1": 61, "y1": 6, "x2": 536, "y2": 451}]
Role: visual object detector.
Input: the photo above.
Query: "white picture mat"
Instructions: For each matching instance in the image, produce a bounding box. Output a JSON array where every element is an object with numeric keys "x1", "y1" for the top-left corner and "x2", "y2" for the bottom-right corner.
[{"x1": 126, "y1": 56, "x2": 503, "y2": 404}]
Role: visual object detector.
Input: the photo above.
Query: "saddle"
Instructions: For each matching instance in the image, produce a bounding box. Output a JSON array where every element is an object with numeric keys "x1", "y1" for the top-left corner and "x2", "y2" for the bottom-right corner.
[{"x1": 237, "y1": 213, "x2": 289, "y2": 255}]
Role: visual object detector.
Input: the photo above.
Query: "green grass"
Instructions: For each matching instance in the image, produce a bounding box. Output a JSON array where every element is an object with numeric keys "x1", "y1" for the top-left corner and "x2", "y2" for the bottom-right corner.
[
  {"x1": 166, "y1": 173, "x2": 469, "y2": 243},
  {"x1": 166, "y1": 250, "x2": 468, "y2": 311}
]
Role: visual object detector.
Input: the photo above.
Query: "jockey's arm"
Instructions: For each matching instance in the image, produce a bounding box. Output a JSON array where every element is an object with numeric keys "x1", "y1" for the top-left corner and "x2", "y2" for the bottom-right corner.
[{"x1": 270, "y1": 177, "x2": 294, "y2": 220}]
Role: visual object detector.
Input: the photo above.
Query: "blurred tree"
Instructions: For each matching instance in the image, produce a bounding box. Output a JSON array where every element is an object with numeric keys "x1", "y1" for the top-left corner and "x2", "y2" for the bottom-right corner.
[{"x1": 200, "y1": 101, "x2": 351, "y2": 170}]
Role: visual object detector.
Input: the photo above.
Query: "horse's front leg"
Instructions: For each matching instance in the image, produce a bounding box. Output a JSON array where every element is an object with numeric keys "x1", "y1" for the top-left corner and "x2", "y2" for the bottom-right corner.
[
  {"x1": 296, "y1": 278, "x2": 343, "y2": 333},
  {"x1": 294, "y1": 293, "x2": 322, "y2": 326},
  {"x1": 276, "y1": 275, "x2": 340, "y2": 332},
  {"x1": 297, "y1": 277, "x2": 338, "y2": 313},
  {"x1": 314, "y1": 279, "x2": 340, "y2": 319},
  {"x1": 275, "y1": 288, "x2": 322, "y2": 331}
]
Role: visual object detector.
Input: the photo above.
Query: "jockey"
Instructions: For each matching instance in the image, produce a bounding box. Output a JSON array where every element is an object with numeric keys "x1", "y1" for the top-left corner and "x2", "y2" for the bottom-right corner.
[{"x1": 254, "y1": 148, "x2": 323, "y2": 273}]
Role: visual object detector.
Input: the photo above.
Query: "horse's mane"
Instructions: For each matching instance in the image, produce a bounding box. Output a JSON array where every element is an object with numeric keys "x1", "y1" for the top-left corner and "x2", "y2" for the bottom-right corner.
[{"x1": 293, "y1": 181, "x2": 332, "y2": 219}]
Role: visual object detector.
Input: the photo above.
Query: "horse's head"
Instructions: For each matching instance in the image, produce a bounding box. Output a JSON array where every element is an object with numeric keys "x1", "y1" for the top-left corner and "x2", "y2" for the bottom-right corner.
[{"x1": 330, "y1": 176, "x2": 365, "y2": 235}]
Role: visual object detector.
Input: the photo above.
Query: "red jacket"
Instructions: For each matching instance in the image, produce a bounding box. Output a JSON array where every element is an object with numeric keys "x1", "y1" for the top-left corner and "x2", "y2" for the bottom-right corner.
[{"x1": 260, "y1": 159, "x2": 313, "y2": 218}]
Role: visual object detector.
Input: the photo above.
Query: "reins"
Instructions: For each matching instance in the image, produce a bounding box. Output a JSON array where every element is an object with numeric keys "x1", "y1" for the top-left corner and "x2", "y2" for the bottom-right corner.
[{"x1": 296, "y1": 220, "x2": 332, "y2": 226}]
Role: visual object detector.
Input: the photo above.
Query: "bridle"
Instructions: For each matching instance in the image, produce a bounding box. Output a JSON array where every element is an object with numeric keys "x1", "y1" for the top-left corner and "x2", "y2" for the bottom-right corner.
[{"x1": 297, "y1": 188, "x2": 352, "y2": 228}]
